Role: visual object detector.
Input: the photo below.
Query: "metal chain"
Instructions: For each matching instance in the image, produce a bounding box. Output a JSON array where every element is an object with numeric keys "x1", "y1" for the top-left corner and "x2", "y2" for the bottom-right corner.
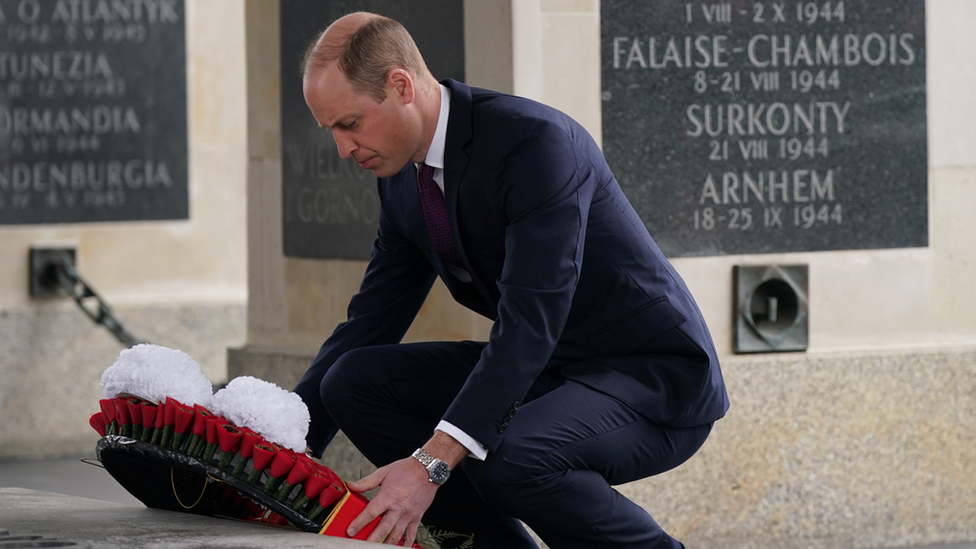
[{"x1": 51, "y1": 252, "x2": 145, "y2": 348}]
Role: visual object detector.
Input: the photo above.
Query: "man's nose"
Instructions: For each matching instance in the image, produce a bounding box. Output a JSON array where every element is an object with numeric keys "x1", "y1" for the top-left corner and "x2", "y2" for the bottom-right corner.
[{"x1": 333, "y1": 131, "x2": 356, "y2": 159}]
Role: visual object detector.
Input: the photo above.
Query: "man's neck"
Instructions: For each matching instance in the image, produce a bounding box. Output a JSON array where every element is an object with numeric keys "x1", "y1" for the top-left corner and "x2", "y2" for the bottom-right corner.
[{"x1": 414, "y1": 77, "x2": 442, "y2": 163}]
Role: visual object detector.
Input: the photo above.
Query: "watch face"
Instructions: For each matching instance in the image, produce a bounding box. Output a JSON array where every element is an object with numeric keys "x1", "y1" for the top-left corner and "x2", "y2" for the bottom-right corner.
[{"x1": 429, "y1": 461, "x2": 451, "y2": 484}]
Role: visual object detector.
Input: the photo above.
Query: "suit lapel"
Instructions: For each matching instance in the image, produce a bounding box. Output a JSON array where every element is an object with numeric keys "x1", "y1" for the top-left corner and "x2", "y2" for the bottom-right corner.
[
  {"x1": 442, "y1": 78, "x2": 472, "y2": 247},
  {"x1": 440, "y1": 79, "x2": 498, "y2": 315}
]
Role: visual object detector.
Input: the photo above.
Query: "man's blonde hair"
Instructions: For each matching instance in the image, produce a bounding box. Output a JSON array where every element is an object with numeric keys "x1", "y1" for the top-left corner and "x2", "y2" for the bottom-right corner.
[{"x1": 301, "y1": 14, "x2": 428, "y2": 103}]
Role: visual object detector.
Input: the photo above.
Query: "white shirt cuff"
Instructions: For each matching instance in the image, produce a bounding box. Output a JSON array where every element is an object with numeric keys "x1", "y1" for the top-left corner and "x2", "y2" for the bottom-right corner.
[{"x1": 435, "y1": 420, "x2": 488, "y2": 461}]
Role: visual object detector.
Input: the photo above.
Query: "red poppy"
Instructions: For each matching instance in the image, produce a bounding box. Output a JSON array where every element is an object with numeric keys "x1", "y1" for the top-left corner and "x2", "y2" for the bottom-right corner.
[
  {"x1": 286, "y1": 457, "x2": 313, "y2": 487},
  {"x1": 216, "y1": 424, "x2": 244, "y2": 469},
  {"x1": 269, "y1": 449, "x2": 296, "y2": 479},
  {"x1": 126, "y1": 398, "x2": 143, "y2": 429},
  {"x1": 191, "y1": 405, "x2": 211, "y2": 437},
  {"x1": 230, "y1": 429, "x2": 263, "y2": 476},
  {"x1": 98, "y1": 399, "x2": 117, "y2": 434},
  {"x1": 113, "y1": 397, "x2": 131, "y2": 424},
  {"x1": 150, "y1": 400, "x2": 166, "y2": 445},
  {"x1": 290, "y1": 467, "x2": 330, "y2": 511},
  {"x1": 302, "y1": 470, "x2": 332, "y2": 499},
  {"x1": 140, "y1": 401, "x2": 157, "y2": 428},
  {"x1": 174, "y1": 405, "x2": 195, "y2": 435},
  {"x1": 251, "y1": 443, "x2": 276, "y2": 471},
  {"x1": 205, "y1": 416, "x2": 227, "y2": 445},
  {"x1": 171, "y1": 404, "x2": 196, "y2": 451},
  {"x1": 139, "y1": 401, "x2": 158, "y2": 442},
  {"x1": 319, "y1": 481, "x2": 346, "y2": 508},
  {"x1": 307, "y1": 480, "x2": 347, "y2": 521},
  {"x1": 113, "y1": 397, "x2": 134, "y2": 437},
  {"x1": 89, "y1": 412, "x2": 107, "y2": 436},
  {"x1": 246, "y1": 443, "x2": 277, "y2": 485},
  {"x1": 164, "y1": 397, "x2": 181, "y2": 427},
  {"x1": 273, "y1": 457, "x2": 313, "y2": 501},
  {"x1": 216, "y1": 424, "x2": 242, "y2": 453},
  {"x1": 154, "y1": 399, "x2": 166, "y2": 429},
  {"x1": 239, "y1": 429, "x2": 261, "y2": 458}
]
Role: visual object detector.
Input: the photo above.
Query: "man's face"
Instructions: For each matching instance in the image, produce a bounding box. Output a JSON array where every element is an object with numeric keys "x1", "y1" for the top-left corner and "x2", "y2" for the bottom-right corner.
[{"x1": 303, "y1": 64, "x2": 421, "y2": 178}]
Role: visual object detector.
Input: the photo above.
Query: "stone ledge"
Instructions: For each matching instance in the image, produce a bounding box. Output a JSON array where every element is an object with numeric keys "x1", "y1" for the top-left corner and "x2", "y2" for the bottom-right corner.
[{"x1": 0, "y1": 488, "x2": 368, "y2": 548}]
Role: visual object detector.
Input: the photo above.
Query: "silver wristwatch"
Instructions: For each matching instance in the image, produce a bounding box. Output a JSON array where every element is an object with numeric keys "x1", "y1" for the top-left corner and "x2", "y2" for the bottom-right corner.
[{"x1": 411, "y1": 448, "x2": 451, "y2": 485}]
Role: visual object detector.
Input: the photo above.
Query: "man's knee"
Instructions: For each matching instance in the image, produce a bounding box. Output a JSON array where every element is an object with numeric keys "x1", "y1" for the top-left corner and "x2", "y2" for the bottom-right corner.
[{"x1": 464, "y1": 442, "x2": 555, "y2": 515}]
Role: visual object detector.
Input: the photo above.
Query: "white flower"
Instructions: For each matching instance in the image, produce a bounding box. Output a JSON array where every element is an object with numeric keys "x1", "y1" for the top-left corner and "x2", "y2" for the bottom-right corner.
[
  {"x1": 211, "y1": 376, "x2": 310, "y2": 453},
  {"x1": 100, "y1": 344, "x2": 213, "y2": 408}
]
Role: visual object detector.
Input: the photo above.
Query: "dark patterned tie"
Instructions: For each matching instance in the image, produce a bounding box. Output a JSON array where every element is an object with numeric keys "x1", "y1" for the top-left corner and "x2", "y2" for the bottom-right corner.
[{"x1": 417, "y1": 163, "x2": 462, "y2": 266}]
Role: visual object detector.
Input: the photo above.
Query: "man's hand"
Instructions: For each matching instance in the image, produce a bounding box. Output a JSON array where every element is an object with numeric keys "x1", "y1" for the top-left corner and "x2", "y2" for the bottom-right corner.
[
  {"x1": 346, "y1": 455, "x2": 436, "y2": 545},
  {"x1": 346, "y1": 431, "x2": 469, "y2": 545}
]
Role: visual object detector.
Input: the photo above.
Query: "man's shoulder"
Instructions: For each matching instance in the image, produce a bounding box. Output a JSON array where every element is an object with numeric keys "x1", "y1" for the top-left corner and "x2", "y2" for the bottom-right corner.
[
  {"x1": 446, "y1": 78, "x2": 567, "y2": 123},
  {"x1": 471, "y1": 86, "x2": 559, "y2": 120},
  {"x1": 444, "y1": 79, "x2": 599, "y2": 161}
]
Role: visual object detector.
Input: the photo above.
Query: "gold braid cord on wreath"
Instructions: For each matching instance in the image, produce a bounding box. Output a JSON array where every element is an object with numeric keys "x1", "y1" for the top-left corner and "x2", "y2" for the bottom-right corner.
[{"x1": 90, "y1": 395, "x2": 422, "y2": 546}]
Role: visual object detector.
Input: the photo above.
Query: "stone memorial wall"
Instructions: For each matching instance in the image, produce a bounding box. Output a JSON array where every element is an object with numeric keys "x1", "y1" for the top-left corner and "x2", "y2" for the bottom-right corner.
[
  {"x1": 280, "y1": 0, "x2": 464, "y2": 259},
  {"x1": 0, "y1": 0, "x2": 188, "y2": 224},
  {"x1": 602, "y1": 0, "x2": 926, "y2": 257}
]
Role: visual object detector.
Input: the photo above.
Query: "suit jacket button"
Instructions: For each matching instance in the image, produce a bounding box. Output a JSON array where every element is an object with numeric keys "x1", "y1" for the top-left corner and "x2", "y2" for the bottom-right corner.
[{"x1": 498, "y1": 424, "x2": 507, "y2": 434}]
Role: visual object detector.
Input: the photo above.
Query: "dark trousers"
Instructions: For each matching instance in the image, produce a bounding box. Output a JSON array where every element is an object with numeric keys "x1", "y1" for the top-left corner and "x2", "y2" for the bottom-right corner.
[{"x1": 319, "y1": 341, "x2": 711, "y2": 549}]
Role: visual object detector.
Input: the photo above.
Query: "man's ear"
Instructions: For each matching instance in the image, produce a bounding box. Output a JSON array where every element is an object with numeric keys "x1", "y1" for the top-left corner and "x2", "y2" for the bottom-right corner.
[{"x1": 388, "y1": 69, "x2": 415, "y2": 105}]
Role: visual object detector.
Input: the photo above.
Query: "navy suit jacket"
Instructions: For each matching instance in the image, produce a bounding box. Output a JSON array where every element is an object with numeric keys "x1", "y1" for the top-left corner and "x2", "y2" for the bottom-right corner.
[{"x1": 295, "y1": 79, "x2": 729, "y2": 456}]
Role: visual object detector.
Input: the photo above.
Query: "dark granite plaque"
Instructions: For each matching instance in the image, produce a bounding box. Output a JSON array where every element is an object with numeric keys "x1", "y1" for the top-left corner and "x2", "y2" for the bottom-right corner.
[
  {"x1": 281, "y1": 0, "x2": 464, "y2": 259},
  {"x1": 0, "y1": 0, "x2": 188, "y2": 224},
  {"x1": 601, "y1": 0, "x2": 926, "y2": 256}
]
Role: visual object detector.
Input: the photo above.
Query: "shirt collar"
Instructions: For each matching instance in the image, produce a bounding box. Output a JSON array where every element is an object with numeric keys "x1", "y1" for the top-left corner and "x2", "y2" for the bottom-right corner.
[{"x1": 423, "y1": 83, "x2": 451, "y2": 170}]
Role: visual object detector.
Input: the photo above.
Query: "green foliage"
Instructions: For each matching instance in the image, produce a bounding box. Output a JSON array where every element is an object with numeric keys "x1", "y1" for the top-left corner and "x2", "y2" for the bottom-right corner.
[{"x1": 415, "y1": 524, "x2": 475, "y2": 549}]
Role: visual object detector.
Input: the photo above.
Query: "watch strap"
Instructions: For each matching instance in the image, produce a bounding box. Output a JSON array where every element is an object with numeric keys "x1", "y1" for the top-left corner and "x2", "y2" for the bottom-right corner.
[{"x1": 411, "y1": 448, "x2": 437, "y2": 468}]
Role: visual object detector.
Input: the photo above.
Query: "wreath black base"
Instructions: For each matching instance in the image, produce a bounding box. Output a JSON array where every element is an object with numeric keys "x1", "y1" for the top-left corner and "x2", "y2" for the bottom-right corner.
[{"x1": 96, "y1": 436, "x2": 321, "y2": 532}]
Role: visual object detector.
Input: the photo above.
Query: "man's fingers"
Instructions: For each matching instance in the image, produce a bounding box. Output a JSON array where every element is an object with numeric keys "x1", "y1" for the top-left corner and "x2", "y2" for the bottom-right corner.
[
  {"x1": 362, "y1": 502, "x2": 410, "y2": 544},
  {"x1": 347, "y1": 498, "x2": 385, "y2": 538},
  {"x1": 347, "y1": 467, "x2": 386, "y2": 494},
  {"x1": 369, "y1": 512, "x2": 405, "y2": 544},
  {"x1": 373, "y1": 514, "x2": 419, "y2": 545},
  {"x1": 403, "y1": 521, "x2": 420, "y2": 547}
]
